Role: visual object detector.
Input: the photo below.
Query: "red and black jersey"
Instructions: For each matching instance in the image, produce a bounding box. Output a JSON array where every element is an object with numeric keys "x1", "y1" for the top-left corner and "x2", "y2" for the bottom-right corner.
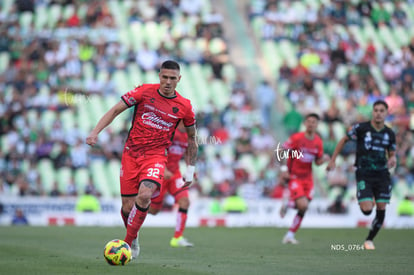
[
  {"x1": 121, "y1": 84, "x2": 195, "y2": 157},
  {"x1": 283, "y1": 132, "x2": 323, "y2": 178}
]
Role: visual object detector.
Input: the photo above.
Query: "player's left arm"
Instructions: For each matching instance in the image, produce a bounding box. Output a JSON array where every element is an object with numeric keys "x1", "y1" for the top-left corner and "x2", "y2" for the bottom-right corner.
[
  {"x1": 387, "y1": 130, "x2": 397, "y2": 169},
  {"x1": 183, "y1": 124, "x2": 198, "y2": 188}
]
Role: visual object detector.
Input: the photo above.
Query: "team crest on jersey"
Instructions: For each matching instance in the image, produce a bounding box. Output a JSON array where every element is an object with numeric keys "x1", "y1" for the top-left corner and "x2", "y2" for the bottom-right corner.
[
  {"x1": 127, "y1": 97, "x2": 137, "y2": 105},
  {"x1": 364, "y1": 131, "x2": 372, "y2": 150},
  {"x1": 172, "y1": 107, "x2": 179, "y2": 113},
  {"x1": 150, "y1": 98, "x2": 155, "y2": 103}
]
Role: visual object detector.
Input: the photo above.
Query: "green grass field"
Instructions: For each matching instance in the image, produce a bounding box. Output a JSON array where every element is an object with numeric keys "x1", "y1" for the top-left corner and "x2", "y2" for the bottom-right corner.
[{"x1": 0, "y1": 226, "x2": 412, "y2": 275}]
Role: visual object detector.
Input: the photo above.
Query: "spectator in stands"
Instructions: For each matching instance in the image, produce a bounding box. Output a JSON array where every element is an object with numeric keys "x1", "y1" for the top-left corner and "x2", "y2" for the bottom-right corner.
[
  {"x1": 397, "y1": 196, "x2": 414, "y2": 216},
  {"x1": 251, "y1": 125, "x2": 275, "y2": 153},
  {"x1": 323, "y1": 99, "x2": 342, "y2": 124},
  {"x1": 371, "y1": 2, "x2": 391, "y2": 27},
  {"x1": 255, "y1": 80, "x2": 275, "y2": 129},
  {"x1": 70, "y1": 139, "x2": 89, "y2": 169},
  {"x1": 75, "y1": 189, "x2": 101, "y2": 213},
  {"x1": 26, "y1": 160, "x2": 43, "y2": 196},
  {"x1": 282, "y1": 105, "x2": 303, "y2": 135},
  {"x1": 329, "y1": 0, "x2": 347, "y2": 25},
  {"x1": 357, "y1": 0, "x2": 373, "y2": 18},
  {"x1": 392, "y1": 1, "x2": 409, "y2": 27},
  {"x1": 204, "y1": 44, "x2": 229, "y2": 80},
  {"x1": 156, "y1": 0, "x2": 173, "y2": 21},
  {"x1": 53, "y1": 142, "x2": 72, "y2": 169},
  {"x1": 385, "y1": 86, "x2": 404, "y2": 118},
  {"x1": 66, "y1": 176, "x2": 78, "y2": 197},
  {"x1": 346, "y1": 4, "x2": 362, "y2": 26},
  {"x1": 180, "y1": 0, "x2": 203, "y2": 16},
  {"x1": 35, "y1": 132, "x2": 54, "y2": 160},
  {"x1": 11, "y1": 208, "x2": 29, "y2": 226},
  {"x1": 234, "y1": 128, "x2": 253, "y2": 160},
  {"x1": 136, "y1": 42, "x2": 159, "y2": 72},
  {"x1": 382, "y1": 55, "x2": 403, "y2": 85},
  {"x1": 49, "y1": 181, "x2": 62, "y2": 197},
  {"x1": 85, "y1": 178, "x2": 101, "y2": 197},
  {"x1": 278, "y1": 61, "x2": 292, "y2": 81}
]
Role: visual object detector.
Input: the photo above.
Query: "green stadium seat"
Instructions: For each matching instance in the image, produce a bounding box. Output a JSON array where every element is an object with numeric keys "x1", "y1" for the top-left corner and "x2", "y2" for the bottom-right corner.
[
  {"x1": 41, "y1": 110, "x2": 56, "y2": 134},
  {"x1": 56, "y1": 167, "x2": 73, "y2": 193},
  {"x1": 317, "y1": 121, "x2": 329, "y2": 140},
  {"x1": 60, "y1": 109, "x2": 75, "y2": 133},
  {"x1": 393, "y1": 180, "x2": 410, "y2": 201},
  {"x1": 34, "y1": 5, "x2": 48, "y2": 30},
  {"x1": 112, "y1": 69, "x2": 131, "y2": 94},
  {"x1": 90, "y1": 159, "x2": 112, "y2": 197},
  {"x1": 19, "y1": 11, "x2": 33, "y2": 30},
  {"x1": 82, "y1": 62, "x2": 95, "y2": 82},
  {"x1": 209, "y1": 37, "x2": 226, "y2": 55},
  {"x1": 76, "y1": 102, "x2": 92, "y2": 132},
  {"x1": 74, "y1": 168, "x2": 89, "y2": 195},
  {"x1": 377, "y1": 25, "x2": 398, "y2": 51},
  {"x1": 38, "y1": 159, "x2": 55, "y2": 193},
  {"x1": 47, "y1": 4, "x2": 62, "y2": 28},
  {"x1": 107, "y1": 160, "x2": 121, "y2": 196},
  {"x1": 332, "y1": 121, "x2": 346, "y2": 141},
  {"x1": 143, "y1": 70, "x2": 158, "y2": 84},
  {"x1": 348, "y1": 25, "x2": 367, "y2": 48},
  {"x1": 279, "y1": 40, "x2": 298, "y2": 67},
  {"x1": 251, "y1": 16, "x2": 264, "y2": 39},
  {"x1": 369, "y1": 65, "x2": 388, "y2": 95},
  {"x1": 222, "y1": 63, "x2": 236, "y2": 84},
  {"x1": 108, "y1": 0, "x2": 125, "y2": 28},
  {"x1": 62, "y1": 4, "x2": 75, "y2": 20},
  {"x1": 127, "y1": 62, "x2": 143, "y2": 87},
  {"x1": 144, "y1": 21, "x2": 162, "y2": 50},
  {"x1": 261, "y1": 40, "x2": 281, "y2": 77},
  {"x1": 1, "y1": 0, "x2": 13, "y2": 14},
  {"x1": 362, "y1": 18, "x2": 383, "y2": 50},
  {"x1": 209, "y1": 80, "x2": 230, "y2": 110},
  {"x1": 393, "y1": 26, "x2": 410, "y2": 47},
  {"x1": 1, "y1": 134, "x2": 8, "y2": 154},
  {"x1": 76, "y1": 3, "x2": 88, "y2": 20}
]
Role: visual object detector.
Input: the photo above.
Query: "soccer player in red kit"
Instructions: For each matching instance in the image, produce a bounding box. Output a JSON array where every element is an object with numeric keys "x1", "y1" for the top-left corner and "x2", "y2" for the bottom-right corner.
[
  {"x1": 149, "y1": 122, "x2": 194, "y2": 247},
  {"x1": 278, "y1": 113, "x2": 329, "y2": 244},
  {"x1": 86, "y1": 60, "x2": 197, "y2": 259}
]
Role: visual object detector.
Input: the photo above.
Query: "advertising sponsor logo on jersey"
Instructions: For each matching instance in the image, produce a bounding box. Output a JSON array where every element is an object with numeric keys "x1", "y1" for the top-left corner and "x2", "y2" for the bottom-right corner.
[{"x1": 141, "y1": 112, "x2": 174, "y2": 131}]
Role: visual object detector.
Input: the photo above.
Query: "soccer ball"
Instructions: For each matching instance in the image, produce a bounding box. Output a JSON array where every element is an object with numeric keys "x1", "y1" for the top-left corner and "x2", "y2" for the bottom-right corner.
[{"x1": 103, "y1": 239, "x2": 132, "y2": 265}]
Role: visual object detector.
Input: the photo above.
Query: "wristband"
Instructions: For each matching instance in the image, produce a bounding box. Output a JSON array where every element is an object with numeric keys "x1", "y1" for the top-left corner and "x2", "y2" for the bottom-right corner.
[
  {"x1": 184, "y1": 165, "x2": 195, "y2": 182},
  {"x1": 280, "y1": 165, "x2": 288, "y2": 172}
]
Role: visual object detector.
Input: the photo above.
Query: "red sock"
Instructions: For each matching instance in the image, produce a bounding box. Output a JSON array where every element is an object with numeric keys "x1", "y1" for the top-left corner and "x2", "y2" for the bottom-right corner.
[
  {"x1": 289, "y1": 213, "x2": 304, "y2": 233},
  {"x1": 124, "y1": 203, "x2": 148, "y2": 246},
  {"x1": 174, "y1": 208, "x2": 188, "y2": 238},
  {"x1": 120, "y1": 208, "x2": 128, "y2": 228}
]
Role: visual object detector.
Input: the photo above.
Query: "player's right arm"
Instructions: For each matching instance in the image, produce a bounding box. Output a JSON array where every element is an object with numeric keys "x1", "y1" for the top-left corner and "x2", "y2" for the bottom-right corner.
[
  {"x1": 86, "y1": 100, "x2": 128, "y2": 146},
  {"x1": 326, "y1": 135, "x2": 349, "y2": 171},
  {"x1": 327, "y1": 123, "x2": 360, "y2": 171}
]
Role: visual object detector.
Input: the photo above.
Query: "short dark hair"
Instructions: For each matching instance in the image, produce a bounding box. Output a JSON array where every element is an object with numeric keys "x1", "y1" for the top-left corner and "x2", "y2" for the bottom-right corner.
[
  {"x1": 373, "y1": 100, "x2": 388, "y2": 109},
  {"x1": 305, "y1": 113, "x2": 320, "y2": 120},
  {"x1": 161, "y1": 60, "x2": 180, "y2": 71}
]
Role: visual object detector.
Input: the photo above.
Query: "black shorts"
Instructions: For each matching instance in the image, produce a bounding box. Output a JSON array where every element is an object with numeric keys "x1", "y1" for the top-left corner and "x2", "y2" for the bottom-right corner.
[{"x1": 355, "y1": 170, "x2": 392, "y2": 203}]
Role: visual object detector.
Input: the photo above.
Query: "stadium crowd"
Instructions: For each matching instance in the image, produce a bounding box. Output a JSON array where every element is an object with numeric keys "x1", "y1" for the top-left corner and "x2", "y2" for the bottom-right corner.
[{"x1": 0, "y1": 0, "x2": 413, "y2": 211}]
